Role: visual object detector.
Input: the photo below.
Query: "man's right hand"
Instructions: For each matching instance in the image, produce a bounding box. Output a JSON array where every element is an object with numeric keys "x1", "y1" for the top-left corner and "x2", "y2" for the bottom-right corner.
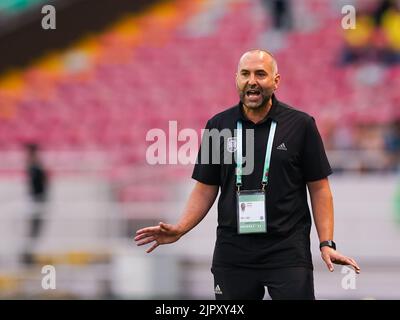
[
  {"x1": 134, "y1": 182, "x2": 218, "y2": 253},
  {"x1": 134, "y1": 222, "x2": 183, "y2": 253}
]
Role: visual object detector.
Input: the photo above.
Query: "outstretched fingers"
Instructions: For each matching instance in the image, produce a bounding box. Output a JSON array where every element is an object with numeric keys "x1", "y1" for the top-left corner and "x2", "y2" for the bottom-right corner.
[
  {"x1": 136, "y1": 236, "x2": 156, "y2": 246},
  {"x1": 146, "y1": 242, "x2": 159, "y2": 253},
  {"x1": 347, "y1": 258, "x2": 361, "y2": 274},
  {"x1": 134, "y1": 222, "x2": 170, "y2": 253},
  {"x1": 136, "y1": 226, "x2": 160, "y2": 235},
  {"x1": 134, "y1": 232, "x2": 155, "y2": 242},
  {"x1": 331, "y1": 253, "x2": 361, "y2": 274}
]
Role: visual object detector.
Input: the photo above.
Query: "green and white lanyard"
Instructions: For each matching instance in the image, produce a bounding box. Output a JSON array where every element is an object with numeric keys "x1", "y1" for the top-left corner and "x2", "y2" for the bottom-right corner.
[{"x1": 236, "y1": 120, "x2": 277, "y2": 192}]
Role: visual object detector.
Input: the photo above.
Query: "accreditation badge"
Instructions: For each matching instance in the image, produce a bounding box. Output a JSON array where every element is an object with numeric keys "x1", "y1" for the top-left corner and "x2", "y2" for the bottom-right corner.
[{"x1": 236, "y1": 190, "x2": 266, "y2": 234}]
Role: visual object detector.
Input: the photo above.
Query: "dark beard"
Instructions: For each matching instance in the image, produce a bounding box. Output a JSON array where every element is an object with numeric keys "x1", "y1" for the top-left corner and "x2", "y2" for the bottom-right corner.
[{"x1": 240, "y1": 91, "x2": 271, "y2": 109}]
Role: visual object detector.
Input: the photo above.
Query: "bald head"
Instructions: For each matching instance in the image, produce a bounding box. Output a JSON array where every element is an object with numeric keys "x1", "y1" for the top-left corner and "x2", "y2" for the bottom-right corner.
[{"x1": 237, "y1": 49, "x2": 278, "y2": 76}]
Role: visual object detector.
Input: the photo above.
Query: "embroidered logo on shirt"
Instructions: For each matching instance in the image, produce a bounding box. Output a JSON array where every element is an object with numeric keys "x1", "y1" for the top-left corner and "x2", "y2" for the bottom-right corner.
[
  {"x1": 277, "y1": 143, "x2": 287, "y2": 151},
  {"x1": 227, "y1": 137, "x2": 237, "y2": 153}
]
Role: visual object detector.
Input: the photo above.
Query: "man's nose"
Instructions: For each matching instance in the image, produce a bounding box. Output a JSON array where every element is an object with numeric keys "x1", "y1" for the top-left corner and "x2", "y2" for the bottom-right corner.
[{"x1": 248, "y1": 74, "x2": 257, "y2": 86}]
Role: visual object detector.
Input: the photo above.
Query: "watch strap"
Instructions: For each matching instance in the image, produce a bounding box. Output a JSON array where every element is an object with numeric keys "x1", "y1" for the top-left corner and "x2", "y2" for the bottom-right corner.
[{"x1": 320, "y1": 240, "x2": 336, "y2": 250}]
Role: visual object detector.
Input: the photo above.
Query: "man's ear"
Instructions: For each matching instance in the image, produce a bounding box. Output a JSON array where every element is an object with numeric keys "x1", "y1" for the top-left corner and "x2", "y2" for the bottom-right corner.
[{"x1": 274, "y1": 73, "x2": 281, "y2": 90}]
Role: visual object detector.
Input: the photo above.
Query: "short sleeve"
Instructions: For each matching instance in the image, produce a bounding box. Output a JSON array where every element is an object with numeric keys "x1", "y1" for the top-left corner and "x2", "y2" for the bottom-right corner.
[
  {"x1": 301, "y1": 117, "x2": 332, "y2": 182},
  {"x1": 191, "y1": 119, "x2": 221, "y2": 186}
]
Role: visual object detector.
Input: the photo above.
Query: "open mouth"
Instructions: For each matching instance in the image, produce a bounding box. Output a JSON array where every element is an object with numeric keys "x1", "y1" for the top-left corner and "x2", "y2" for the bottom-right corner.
[{"x1": 246, "y1": 89, "x2": 261, "y2": 98}]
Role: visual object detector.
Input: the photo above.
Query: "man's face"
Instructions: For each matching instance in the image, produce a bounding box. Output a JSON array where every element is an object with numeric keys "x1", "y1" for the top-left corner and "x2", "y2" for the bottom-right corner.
[{"x1": 236, "y1": 52, "x2": 280, "y2": 110}]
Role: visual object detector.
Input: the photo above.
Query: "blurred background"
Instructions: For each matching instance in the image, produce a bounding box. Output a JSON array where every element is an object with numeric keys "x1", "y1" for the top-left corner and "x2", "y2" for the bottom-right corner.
[{"x1": 0, "y1": 0, "x2": 400, "y2": 299}]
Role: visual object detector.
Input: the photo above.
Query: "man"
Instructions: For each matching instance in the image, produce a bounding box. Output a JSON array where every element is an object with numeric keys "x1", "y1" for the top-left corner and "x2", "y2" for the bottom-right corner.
[
  {"x1": 23, "y1": 143, "x2": 49, "y2": 264},
  {"x1": 261, "y1": 0, "x2": 292, "y2": 30},
  {"x1": 135, "y1": 49, "x2": 360, "y2": 300},
  {"x1": 26, "y1": 143, "x2": 48, "y2": 204}
]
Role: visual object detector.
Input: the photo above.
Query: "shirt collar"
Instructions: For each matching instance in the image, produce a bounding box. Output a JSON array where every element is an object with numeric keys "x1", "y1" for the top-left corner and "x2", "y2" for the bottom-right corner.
[{"x1": 235, "y1": 93, "x2": 280, "y2": 124}]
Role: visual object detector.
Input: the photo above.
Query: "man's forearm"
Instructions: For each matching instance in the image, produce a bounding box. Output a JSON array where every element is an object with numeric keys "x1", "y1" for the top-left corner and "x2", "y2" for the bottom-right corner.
[
  {"x1": 176, "y1": 182, "x2": 219, "y2": 236},
  {"x1": 308, "y1": 179, "x2": 334, "y2": 243}
]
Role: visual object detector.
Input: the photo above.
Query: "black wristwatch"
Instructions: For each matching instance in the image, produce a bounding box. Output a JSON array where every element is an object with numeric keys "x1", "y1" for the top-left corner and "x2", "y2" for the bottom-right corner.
[{"x1": 320, "y1": 240, "x2": 336, "y2": 250}]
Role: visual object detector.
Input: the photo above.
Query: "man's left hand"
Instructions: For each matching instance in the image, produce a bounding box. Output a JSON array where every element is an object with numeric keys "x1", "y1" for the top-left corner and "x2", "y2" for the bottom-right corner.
[{"x1": 320, "y1": 247, "x2": 361, "y2": 274}]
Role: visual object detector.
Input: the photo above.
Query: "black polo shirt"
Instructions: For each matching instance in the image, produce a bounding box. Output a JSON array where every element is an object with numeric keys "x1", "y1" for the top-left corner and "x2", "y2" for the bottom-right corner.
[{"x1": 192, "y1": 94, "x2": 332, "y2": 270}]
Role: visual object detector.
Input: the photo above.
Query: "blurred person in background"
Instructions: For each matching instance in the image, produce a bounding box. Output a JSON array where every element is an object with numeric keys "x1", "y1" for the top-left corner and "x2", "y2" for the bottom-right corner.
[
  {"x1": 23, "y1": 143, "x2": 49, "y2": 264},
  {"x1": 384, "y1": 118, "x2": 400, "y2": 171},
  {"x1": 380, "y1": 0, "x2": 400, "y2": 64},
  {"x1": 342, "y1": 0, "x2": 400, "y2": 65},
  {"x1": 261, "y1": 0, "x2": 292, "y2": 31},
  {"x1": 135, "y1": 49, "x2": 360, "y2": 300},
  {"x1": 386, "y1": 118, "x2": 400, "y2": 224},
  {"x1": 342, "y1": 0, "x2": 379, "y2": 64}
]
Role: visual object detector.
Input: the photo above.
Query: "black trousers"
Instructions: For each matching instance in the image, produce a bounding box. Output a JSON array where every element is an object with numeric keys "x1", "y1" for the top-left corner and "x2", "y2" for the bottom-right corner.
[{"x1": 212, "y1": 266, "x2": 315, "y2": 300}]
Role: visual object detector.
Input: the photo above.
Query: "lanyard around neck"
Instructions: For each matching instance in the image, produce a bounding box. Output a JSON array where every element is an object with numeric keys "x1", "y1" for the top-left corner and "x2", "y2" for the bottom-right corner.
[{"x1": 236, "y1": 120, "x2": 277, "y2": 191}]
